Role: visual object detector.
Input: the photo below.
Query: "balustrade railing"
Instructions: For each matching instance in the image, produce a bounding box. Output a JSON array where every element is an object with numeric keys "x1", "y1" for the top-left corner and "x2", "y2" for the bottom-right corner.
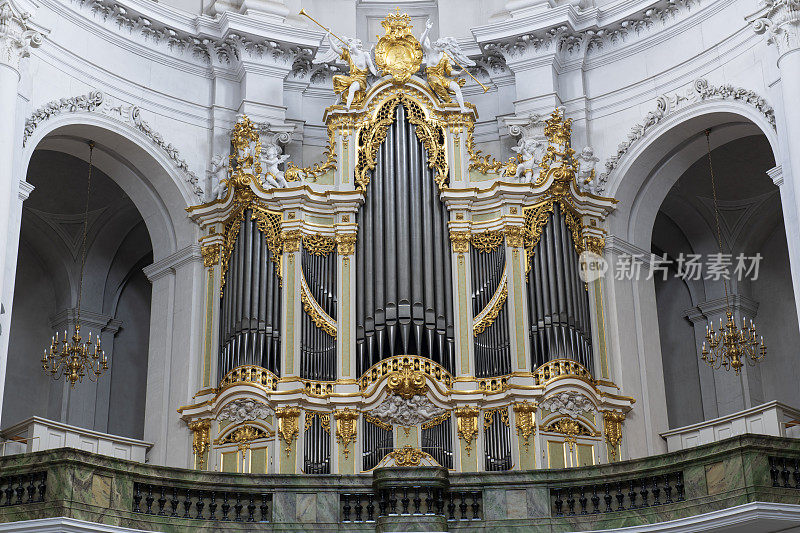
[
  {"x1": 132, "y1": 482, "x2": 271, "y2": 522},
  {"x1": 769, "y1": 457, "x2": 800, "y2": 489},
  {"x1": 550, "y1": 472, "x2": 684, "y2": 517},
  {"x1": 0, "y1": 472, "x2": 46, "y2": 506},
  {"x1": 341, "y1": 488, "x2": 481, "y2": 522}
]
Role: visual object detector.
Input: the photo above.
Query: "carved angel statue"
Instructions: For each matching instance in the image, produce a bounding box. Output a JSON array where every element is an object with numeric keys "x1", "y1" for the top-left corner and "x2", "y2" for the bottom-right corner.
[
  {"x1": 576, "y1": 146, "x2": 600, "y2": 194},
  {"x1": 325, "y1": 32, "x2": 378, "y2": 110},
  {"x1": 421, "y1": 20, "x2": 473, "y2": 113},
  {"x1": 261, "y1": 143, "x2": 290, "y2": 189},
  {"x1": 512, "y1": 137, "x2": 548, "y2": 183},
  {"x1": 206, "y1": 154, "x2": 228, "y2": 201}
]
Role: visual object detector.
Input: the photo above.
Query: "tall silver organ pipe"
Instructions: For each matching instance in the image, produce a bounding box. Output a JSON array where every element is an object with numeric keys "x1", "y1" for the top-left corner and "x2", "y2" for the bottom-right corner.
[
  {"x1": 471, "y1": 244, "x2": 511, "y2": 377},
  {"x1": 303, "y1": 413, "x2": 331, "y2": 474},
  {"x1": 301, "y1": 246, "x2": 337, "y2": 381},
  {"x1": 218, "y1": 210, "x2": 282, "y2": 378},
  {"x1": 526, "y1": 203, "x2": 593, "y2": 371},
  {"x1": 421, "y1": 416, "x2": 454, "y2": 469},
  {"x1": 356, "y1": 104, "x2": 455, "y2": 376},
  {"x1": 483, "y1": 409, "x2": 511, "y2": 471},
  {"x1": 362, "y1": 417, "x2": 393, "y2": 471}
]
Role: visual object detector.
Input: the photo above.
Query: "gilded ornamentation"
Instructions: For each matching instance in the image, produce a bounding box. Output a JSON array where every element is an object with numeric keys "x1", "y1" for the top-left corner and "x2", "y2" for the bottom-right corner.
[
  {"x1": 471, "y1": 231, "x2": 504, "y2": 252},
  {"x1": 300, "y1": 273, "x2": 337, "y2": 337},
  {"x1": 364, "y1": 413, "x2": 393, "y2": 432},
  {"x1": 282, "y1": 229, "x2": 302, "y2": 253},
  {"x1": 473, "y1": 270, "x2": 508, "y2": 336},
  {"x1": 334, "y1": 408, "x2": 359, "y2": 458},
  {"x1": 201, "y1": 244, "x2": 220, "y2": 267},
  {"x1": 304, "y1": 411, "x2": 331, "y2": 433},
  {"x1": 513, "y1": 402, "x2": 536, "y2": 450},
  {"x1": 219, "y1": 365, "x2": 278, "y2": 392},
  {"x1": 354, "y1": 94, "x2": 448, "y2": 191},
  {"x1": 388, "y1": 445, "x2": 425, "y2": 467},
  {"x1": 276, "y1": 407, "x2": 301, "y2": 456},
  {"x1": 374, "y1": 9, "x2": 423, "y2": 84},
  {"x1": 546, "y1": 418, "x2": 596, "y2": 451},
  {"x1": 449, "y1": 230, "x2": 471, "y2": 254},
  {"x1": 387, "y1": 359, "x2": 427, "y2": 399},
  {"x1": 188, "y1": 419, "x2": 211, "y2": 469},
  {"x1": 603, "y1": 410, "x2": 625, "y2": 461},
  {"x1": 483, "y1": 406, "x2": 510, "y2": 428},
  {"x1": 303, "y1": 234, "x2": 336, "y2": 256},
  {"x1": 335, "y1": 232, "x2": 357, "y2": 256},
  {"x1": 421, "y1": 411, "x2": 451, "y2": 430},
  {"x1": 455, "y1": 406, "x2": 479, "y2": 455},
  {"x1": 359, "y1": 355, "x2": 453, "y2": 392}
]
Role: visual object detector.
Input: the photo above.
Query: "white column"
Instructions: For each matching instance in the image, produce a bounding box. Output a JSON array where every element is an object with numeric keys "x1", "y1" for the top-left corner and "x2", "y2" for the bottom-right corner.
[
  {"x1": 752, "y1": 2, "x2": 800, "y2": 327},
  {"x1": 0, "y1": 0, "x2": 42, "y2": 418}
]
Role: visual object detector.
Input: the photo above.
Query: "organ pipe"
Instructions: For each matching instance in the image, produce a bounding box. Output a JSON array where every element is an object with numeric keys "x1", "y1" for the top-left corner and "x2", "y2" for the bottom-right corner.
[
  {"x1": 526, "y1": 203, "x2": 593, "y2": 371},
  {"x1": 218, "y1": 210, "x2": 282, "y2": 379},
  {"x1": 301, "y1": 246, "x2": 337, "y2": 381},
  {"x1": 356, "y1": 104, "x2": 455, "y2": 376},
  {"x1": 471, "y1": 244, "x2": 511, "y2": 377}
]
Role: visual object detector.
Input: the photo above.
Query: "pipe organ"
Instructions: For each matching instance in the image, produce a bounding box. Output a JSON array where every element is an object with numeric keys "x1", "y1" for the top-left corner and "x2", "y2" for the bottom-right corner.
[{"x1": 183, "y1": 9, "x2": 633, "y2": 476}]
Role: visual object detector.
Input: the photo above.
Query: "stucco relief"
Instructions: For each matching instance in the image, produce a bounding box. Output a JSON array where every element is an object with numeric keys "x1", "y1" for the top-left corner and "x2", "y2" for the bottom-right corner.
[
  {"x1": 369, "y1": 394, "x2": 447, "y2": 427},
  {"x1": 23, "y1": 91, "x2": 204, "y2": 198}
]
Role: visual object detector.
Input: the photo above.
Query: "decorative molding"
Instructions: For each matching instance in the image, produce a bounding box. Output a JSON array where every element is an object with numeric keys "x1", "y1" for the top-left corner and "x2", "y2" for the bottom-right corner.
[
  {"x1": 0, "y1": 0, "x2": 43, "y2": 71},
  {"x1": 482, "y1": 0, "x2": 704, "y2": 61},
  {"x1": 216, "y1": 398, "x2": 269, "y2": 423},
  {"x1": 71, "y1": 0, "x2": 314, "y2": 67},
  {"x1": 369, "y1": 395, "x2": 447, "y2": 428},
  {"x1": 540, "y1": 391, "x2": 594, "y2": 418},
  {"x1": 599, "y1": 79, "x2": 775, "y2": 190},
  {"x1": 23, "y1": 91, "x2": 204, "y2": 197},
  {"x1": 750, "y1": 0, "x2": 800, "y2": 58}
]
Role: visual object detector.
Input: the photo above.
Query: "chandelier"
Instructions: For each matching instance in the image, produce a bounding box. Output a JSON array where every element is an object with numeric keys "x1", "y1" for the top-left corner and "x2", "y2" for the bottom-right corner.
[
  {"x1": 41, "y1": 141, "x2": 108, "y2": 386},
  {"x1": 699, "y1": 130, "x2": 766, "y2": 374}
]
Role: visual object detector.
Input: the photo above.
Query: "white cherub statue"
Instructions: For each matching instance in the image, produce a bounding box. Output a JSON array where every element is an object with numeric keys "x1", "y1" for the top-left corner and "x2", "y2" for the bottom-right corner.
[
  {"x1": 261, "y1": 143, "x2": 290, "y2": 189},
  {"x1": 511, "y1": 137, "x2": 547, "y2": 183},
  {"x1": 206, "y1": 154, "x2": 228, "y2": 201},
  {"x1": 576, "y1": 146, "x2": 600, "y2": 194}
]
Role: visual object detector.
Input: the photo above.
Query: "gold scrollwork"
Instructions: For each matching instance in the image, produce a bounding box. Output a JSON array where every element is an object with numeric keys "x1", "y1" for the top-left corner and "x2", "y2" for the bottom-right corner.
[
  {"x1": 421, "y1": 411, "x2": 451, "y2": 430},
  {"x1": 188, "y1": 418, "x2": 212, "y2": 469},
  {"x1": 335, "y1": 232, "x2": 357, "y2": 256},
  {"x1": 513, "y1": 402, "x2": 537, "y2": 450},
  {"x1": 300, "y1": 273, "x2": 337, "y2": 338},
  {"x1": 471, "y1": 230, "x2": 504, "y2": 253},
  {"x1": 473, "y1": 269, "x2": 508, "y2": 336},
  {"x1": 304, "y1": 411, "x2": 331, "y2": 433},
  {"x1": 602, "y1": 410, "x2": 625, "y2": 461},
  {"x1": 374, "y1": 9, "x2": 423, "y2": 84},
  {"x1": 364, "y1": 413, "x2": 393, "y2": 432},
  {"x1": 334, "y1": 408, "x2": 359, "y2": 458},
  {"x1": 388, "y1": 445, "x2": 426, "y2": 467},
  {"x1": 483, "y1": 406, "x2": 510, "y2": 428},
  {"x1": 355, "y1": 94, "x2": 448, "y2": 191},
  {"x1": 303, "y1": 234, "x2": 336, "y2": 256},
  {"x1": 449, "y1": 230, "x2": 471, "y2": 254},
  {"x1": 387, "y1": 359, "x2": 427, "y2": 399},
  {"x1": 201, "y1": 244, "x2": 220, "y2": 267},
  {"x1": 455, "y1": 406, "x2": 479, "y2": 456},
  {"x1": 359, "y1": 355, "x2": 453, "y2": 392},
  {"x1": 276, "y1": 407, "x2": 301, "y2": 456},
  {"x1": 219, "y1": 365, "x2": 278, "y2": 392}
]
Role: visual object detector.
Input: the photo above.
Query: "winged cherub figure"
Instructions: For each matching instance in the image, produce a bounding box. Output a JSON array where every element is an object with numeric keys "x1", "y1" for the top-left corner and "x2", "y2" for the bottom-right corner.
[
  {"x1": 327, "y1": 32, "x2": 378, "y2": 110},
  {"x1": 420, "y1": 19, "x2": 473, "y2": 113}
]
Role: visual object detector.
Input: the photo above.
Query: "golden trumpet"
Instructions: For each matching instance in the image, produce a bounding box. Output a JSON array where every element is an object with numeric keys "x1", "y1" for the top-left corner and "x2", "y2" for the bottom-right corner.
[
  {"x1": 299, "y1": 9, "x2": 347, "y2": 46},
  {"x1": 444, "y1": 51, "x2": 489, "y2": 93}
]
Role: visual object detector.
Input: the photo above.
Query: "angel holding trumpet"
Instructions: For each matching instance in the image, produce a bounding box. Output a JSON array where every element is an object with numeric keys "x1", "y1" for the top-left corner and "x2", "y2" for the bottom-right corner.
[{"x1": 420, "y1": 19, "x2": 474, "y2": 113}]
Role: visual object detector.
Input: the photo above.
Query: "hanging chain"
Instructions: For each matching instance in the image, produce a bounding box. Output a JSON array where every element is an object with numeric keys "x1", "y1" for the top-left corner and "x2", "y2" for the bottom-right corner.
[
  {"x1": 704, "y1": 130, "x2": 731, "y2": 311},
  {"x1": 75, "y1": 141, "x2": 95, "y2": 329}
]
